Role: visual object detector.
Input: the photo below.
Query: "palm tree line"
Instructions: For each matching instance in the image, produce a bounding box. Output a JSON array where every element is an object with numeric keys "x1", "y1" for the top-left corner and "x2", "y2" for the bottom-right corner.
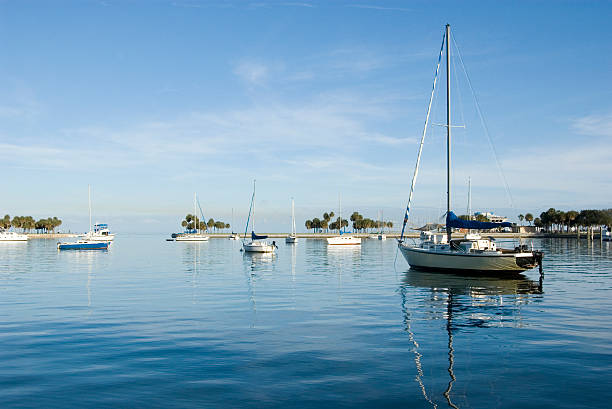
[
  {"x1": 2, "y1": 214, "x2": 63, "y2": 233},
  {"x1": 181, "y1": 214, "x2": 230, "y2": 232},
  {"x1": 304, "y1": 211, "x2": 393, "y2": 233},
  {"x1": 517, "y1": 208, "x2": 612, "y2": 232}
]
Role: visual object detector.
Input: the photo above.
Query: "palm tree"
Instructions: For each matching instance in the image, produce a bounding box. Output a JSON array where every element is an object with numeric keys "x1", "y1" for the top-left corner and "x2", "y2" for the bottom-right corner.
[
  {"x1": 2, "y1": 214, "x2": 11, "y2": 229},
  {"x1": 518, "y1": 214, "x2": 524, "y2": 226},
  {"x1": 525, "y1": 213, "x2": 534, "y2": 226}
]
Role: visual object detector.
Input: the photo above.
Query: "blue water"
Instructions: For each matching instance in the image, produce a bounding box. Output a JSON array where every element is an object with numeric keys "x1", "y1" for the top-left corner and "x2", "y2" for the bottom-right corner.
[{"x1": 1, "y1": 237, "x2": 611, "y2": 408}]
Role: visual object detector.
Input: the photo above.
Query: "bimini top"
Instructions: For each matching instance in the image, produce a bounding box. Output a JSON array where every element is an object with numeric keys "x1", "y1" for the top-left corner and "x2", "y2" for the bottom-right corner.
[
  {"x1": 446, "y1": 211, "x2": 512, "y2": 230},
  {"x1": 252, "y1": 231, "x2": 268, "y2": 240}
]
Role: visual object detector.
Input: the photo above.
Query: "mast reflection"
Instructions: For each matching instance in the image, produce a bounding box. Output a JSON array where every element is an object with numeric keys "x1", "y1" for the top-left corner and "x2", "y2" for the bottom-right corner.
[{"x1": 399, "y1": 270, "x2": 543, "y2": 408}]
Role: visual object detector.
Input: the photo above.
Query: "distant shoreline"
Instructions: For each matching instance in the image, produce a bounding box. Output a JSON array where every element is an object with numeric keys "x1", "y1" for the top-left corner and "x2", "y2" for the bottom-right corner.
[
  {"x1": 27, "y1": 233, "x2": 79, "y2": 239},
  {"x1": 24, "y1": 232, "x2": 607, "y2": 240}
]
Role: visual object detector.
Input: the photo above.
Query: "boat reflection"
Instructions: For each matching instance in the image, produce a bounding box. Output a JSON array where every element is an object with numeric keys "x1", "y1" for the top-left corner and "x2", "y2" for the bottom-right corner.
[
  {"x1": 399, "y1": 269, "x2": 543, "y2": 408},
  {"x1": 243, "y1": 251, "x2": 276, "y2": 268}
]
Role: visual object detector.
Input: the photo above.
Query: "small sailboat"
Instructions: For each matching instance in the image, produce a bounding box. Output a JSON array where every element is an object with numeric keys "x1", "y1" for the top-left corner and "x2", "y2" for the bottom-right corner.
[
  {"x1": 397, "y1": 24, "x2": 542, "y2": 274},
  {"x1": 229, "y1": 208, "x2": 240, "y2": 240},
  {"x1": 377, "y1": 210, "x2": 386, "y2": 240},
  {"x1": 327, "y1": 195, "x2": 361, "y2": 245},
  {"x1": 242, "y1": 180, "x2": 276, "y2": 253},
  {"x1": 58, "y1": 185, "x2": 111, "y2": 250},
  {"x1": 175, "y1": 193, "x2": 209, "y2": 242},
  {"x1": 285, "y1": 198, "x2": 298, "y2": 244}
]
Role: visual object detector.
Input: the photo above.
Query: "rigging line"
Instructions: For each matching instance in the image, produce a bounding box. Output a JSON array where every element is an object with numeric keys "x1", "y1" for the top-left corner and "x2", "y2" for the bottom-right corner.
[
  {"x1": 399, "y1": 30, "x2": 446, "y2": 243},
  {"x1": 451, "y1": 33, "x2": 515, "y2": 210},
  {"x1": 451, "y1": 35, "x2": 467, "y2": 132},
  {"x1": 243, "y1": 181, "x2": 255, "y2": 243},
  {"x1": 196, "y1": 198, "x2": 208, "y2": 231}
]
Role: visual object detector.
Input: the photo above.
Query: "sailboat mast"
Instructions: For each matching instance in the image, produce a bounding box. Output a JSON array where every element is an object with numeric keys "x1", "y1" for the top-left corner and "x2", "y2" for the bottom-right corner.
[
  {"x1": 253, "y1": 180, "x2": 256, "y2": 232},
  {"x1": 194, "y1": 192, "x2": 198, "y2": 234},
  {"x1": 445, "y1": 23, "x2": 452, "y2": 241},
  {"x1": 88, "y1": 184, "x2": 92, "y2": 234},
  {"x1": 291, "y1": 198, "x2": 295, "y2": 235},
  {"x1": 467, "y1": 177, "x2": 471, "y2": 219},
  {"x1": 338, "y1": 194, "x2": 342, "y2": 234}
]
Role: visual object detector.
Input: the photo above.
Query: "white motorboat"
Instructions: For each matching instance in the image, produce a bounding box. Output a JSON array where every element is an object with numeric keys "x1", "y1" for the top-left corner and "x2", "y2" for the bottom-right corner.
[
  {"x1": 0, "y1": 230, "x2": 28, "y2": 241},
  {"x1": 242, "y1": 180, "x2": 276, "y2": 253},
  {"x1": 175, "y1": 193, "x2": 209, "y2": 242},
  {"x1": 83, "y1": 223, "x2": 114, "y2": 242},
  {"x1": 397, "y1": 24, "x2": 542, "y2": 274},
  {"x1": 59, "y1": 186, "x2": 113, "y2": 250},
  {"x1": 286, "y1": 198, "x2": 298, "y2": 244},
  {"x1": 603, "y1": 228, "x2": 612, "y2": 242}
]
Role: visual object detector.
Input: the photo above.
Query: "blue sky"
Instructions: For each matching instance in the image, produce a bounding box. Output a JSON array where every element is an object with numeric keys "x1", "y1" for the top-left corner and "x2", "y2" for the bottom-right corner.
[{"x1": 1, "y1": 0, "x2": 610, "y2": 233}]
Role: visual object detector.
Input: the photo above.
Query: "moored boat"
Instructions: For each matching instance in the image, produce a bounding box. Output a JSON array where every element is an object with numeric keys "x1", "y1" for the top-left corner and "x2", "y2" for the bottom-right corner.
[
  {"x1": 327, "y1": 235, "x2": 361, "y2": 245},
  {"x1": 58, "y1": 185, "x2": 113, "y2": 250},
  {"x1": 326, "y1": 195, "x2": 361, "y2": 245},
  {"x1": 83, "y1": 223, "x2": 114, "y2": 241},
  {"x1": 175, "y1": 193, "x2": 209, "y2": 242},
  {"x1": 285, "y1": 198, "x2": 298, "y2": 244},
  {"x1": 242, "y1": 180, "x2": 276, "y2": 253},
  {"x1": 58, "y1": 240, "x2": 110, "y2": 250},
  {"x1": 0, "y1": 230, "x2": 28, "y2": 241},
  {"x1": 397, "y1": 24, "x2": 542, "y2": 274}
]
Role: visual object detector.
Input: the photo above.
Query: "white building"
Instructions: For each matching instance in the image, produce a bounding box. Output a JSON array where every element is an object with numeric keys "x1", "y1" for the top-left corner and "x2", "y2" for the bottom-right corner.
[{"x1": 474, "y1": 212, "x2": 508, "y2": 223}]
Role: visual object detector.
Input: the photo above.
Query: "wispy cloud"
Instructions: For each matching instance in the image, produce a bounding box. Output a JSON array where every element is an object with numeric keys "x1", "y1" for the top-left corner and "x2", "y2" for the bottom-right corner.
[
  {"x1": 347, "y1": 4, "x2": 411, "y2": 12},
  {"x1": 233, "y1": 60, "x2": 270, "y2": 85},
  {"x1": 572, "y1": 111, "x2": 612, "y2": 138}
]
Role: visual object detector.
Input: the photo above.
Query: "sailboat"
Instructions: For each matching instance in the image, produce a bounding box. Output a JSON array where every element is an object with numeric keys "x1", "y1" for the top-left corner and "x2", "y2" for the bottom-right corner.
[
  {"x1": 398, "y1": 24, "x2": 542, "y2": 274},
  {"x1": 175, "y1": 193, "x2": 209, "y2": 242},
  {"x1": 377, "y1": 210, "x2": 387, "y2": 240},
  {"x1": 242, "y1": 180, "x2": 276, "y2": 253},
  {"x1": 58, "y1": 185, "x2": 110, "y2": 250},
  {"x1": 327, "y1": 195, "x2": 361, "y2": 245},
  {"x1": 229, "y1": 208, "x2": 240, "y2": 240},
  {"x1": 285, "y1": 198, "x2": 298, "y2": 243}
]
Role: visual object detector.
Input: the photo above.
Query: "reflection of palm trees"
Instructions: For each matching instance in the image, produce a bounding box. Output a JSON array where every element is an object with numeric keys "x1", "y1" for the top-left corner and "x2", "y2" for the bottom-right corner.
[{"x1": 399, "y1": 270, "x2": 543, "y2": 408}]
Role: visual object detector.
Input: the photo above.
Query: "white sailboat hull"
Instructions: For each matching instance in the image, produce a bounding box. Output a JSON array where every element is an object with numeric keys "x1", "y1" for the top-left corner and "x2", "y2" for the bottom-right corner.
[
  {"x1": 243, "y1": 241, "x2": 276, "y2": 253},
  {"x1": 399, "y1": 244, "x2": 537, "y2": 273},
  {"x1": 175, "y1": 234, "x2": 210, "y2": 242},
  {"x1": 327, "y1": 236, "x2": 361, "y2": 245},
  {"x1": 285, "y1": 235, "x2": 298, "y2": 243}
]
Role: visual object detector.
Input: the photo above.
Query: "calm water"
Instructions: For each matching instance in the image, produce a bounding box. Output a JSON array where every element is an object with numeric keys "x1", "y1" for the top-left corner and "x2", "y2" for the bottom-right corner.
[{"x1": 1, "y1": 237, "x2": 611, "y2": 408}]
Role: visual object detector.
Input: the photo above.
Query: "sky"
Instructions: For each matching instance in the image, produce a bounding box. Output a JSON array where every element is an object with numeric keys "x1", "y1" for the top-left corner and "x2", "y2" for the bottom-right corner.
[{"x1": 1, "y1": 0, "x2": 611, "y2": 233}]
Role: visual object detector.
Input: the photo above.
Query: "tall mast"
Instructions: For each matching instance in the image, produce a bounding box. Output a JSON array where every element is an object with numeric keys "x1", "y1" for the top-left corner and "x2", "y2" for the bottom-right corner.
[
  {"x1": 252, "y1": 180, "x2": 256, "y2": 232},
  {"x1": 194, "y1": 192, "x2": 197, "y2": 234},
  {"x1": 291, "y1": 198, "x2": 296, "y2": 235},
  {"x1": 445, "y1": 23, "x2": 452, "y2": 241},
  {"x1": 467, "y1": 177, "x2": 472, "y2": 219},
  {"x1": 338, "y1": 194, "x2": 342, "y2": 234},
  {"x1": 88, "y1": 184, "x2": 92, "y2": 234}
]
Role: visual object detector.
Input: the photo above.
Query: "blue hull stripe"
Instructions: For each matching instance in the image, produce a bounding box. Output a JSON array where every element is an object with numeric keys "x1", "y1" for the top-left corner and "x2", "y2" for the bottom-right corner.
[{"x1": 58, "y1": 243, "x2": 109, "y2": 250}]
